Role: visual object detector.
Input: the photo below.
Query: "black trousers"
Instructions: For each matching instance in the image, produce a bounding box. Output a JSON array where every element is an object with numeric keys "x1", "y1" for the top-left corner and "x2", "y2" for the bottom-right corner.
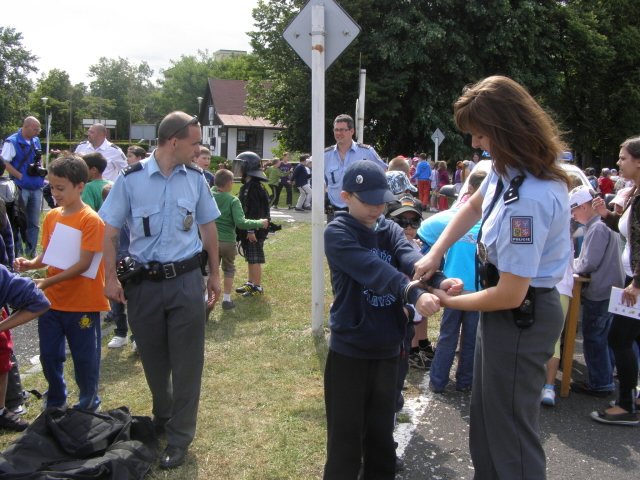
[
  {"x1": 275, "y1": 183, "x2": 292, "y2": 206},
  {"x1": 609, "y1": 313, "x2": 640, "y2": 412},
  {"x1": 323, "y1": 349, "x2": 398, "y2": 480}
]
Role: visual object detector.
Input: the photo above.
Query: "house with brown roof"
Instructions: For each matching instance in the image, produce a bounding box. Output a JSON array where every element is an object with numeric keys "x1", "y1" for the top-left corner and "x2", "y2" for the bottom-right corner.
[{"x1": 198, "y1": 79, "x2": 282, "y2": 160}]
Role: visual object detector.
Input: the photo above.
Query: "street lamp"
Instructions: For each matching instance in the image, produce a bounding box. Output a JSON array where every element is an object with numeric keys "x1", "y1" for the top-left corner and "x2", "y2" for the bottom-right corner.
[
  {"x1": 41, "y1": 97, "x2": 50, "y2": 167},
  {"x1": 197, "y1": 96, "x2": 203, "y2": 116}
]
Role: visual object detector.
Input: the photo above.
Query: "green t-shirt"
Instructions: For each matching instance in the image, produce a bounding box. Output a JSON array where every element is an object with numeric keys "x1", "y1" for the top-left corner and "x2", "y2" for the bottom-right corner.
[
  {"x1": 81, "y1": 178, "x2": 112, "y2": 212},
  {"x1": 212, "y1": 190, "x2": 265, "y2": 242}
]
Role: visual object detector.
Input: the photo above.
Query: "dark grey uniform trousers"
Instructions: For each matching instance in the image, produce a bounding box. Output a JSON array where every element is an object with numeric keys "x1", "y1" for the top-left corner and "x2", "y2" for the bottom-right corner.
[
  {"x1": 125, "y1": 268, "x2": 206, "y2": 448},
  {"x1": 470, "y1": 288, "x2": 563, "y2": 480}
]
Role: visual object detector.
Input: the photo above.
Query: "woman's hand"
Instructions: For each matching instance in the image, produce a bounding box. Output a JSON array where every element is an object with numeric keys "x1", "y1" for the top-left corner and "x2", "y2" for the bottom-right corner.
[
  {"x1": 592, "y1": 197, "x2": 608, "y2": 217},
  {"x1": 414, "y1": 251, "x2": 442, "y2": 281},
  {"x1": 621, "y1": 283, "x2": 640, "y2": 307}
]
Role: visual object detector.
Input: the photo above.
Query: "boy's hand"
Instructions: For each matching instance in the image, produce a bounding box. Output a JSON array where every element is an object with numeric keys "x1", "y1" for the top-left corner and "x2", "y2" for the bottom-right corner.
[
  {"x1": 439, "y1": 278, "x2": 464, "y2": 296},
  {"x1": 415, "y1": 292, "x2": 440, "y2": 317},
  {"x1": 33, "y1": 278, "x2": 47, "y2": 290},
  {"x1": 247, "y1": 232, "x2": 257, "y2": 242},
  {"x1": 427, "y1": 288, "x2": 452, "y2": 308},
  {"x1": 13, "y1": 257, "x2": 33, "y2": 272},
  {"x1": 261, "y1": 219, "x2": 269, "y2": 229}
]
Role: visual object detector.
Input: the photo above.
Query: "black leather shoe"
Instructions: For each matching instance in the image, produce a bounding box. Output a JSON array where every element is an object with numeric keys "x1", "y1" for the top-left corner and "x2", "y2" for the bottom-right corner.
[{"x1": 159, "y1": 444, "x2": 188, "y2": 469}]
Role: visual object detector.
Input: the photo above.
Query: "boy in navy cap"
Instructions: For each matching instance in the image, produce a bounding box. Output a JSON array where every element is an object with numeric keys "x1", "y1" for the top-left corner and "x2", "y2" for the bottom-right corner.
[{"x1": 323, "y1": 160, "x2": 462, "y2": 480}]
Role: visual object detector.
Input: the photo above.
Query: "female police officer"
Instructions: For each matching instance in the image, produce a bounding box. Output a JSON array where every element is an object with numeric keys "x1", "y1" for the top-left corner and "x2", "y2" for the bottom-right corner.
[{"x1": 415, "y1": 76, "x2": 571, "y2": 480}]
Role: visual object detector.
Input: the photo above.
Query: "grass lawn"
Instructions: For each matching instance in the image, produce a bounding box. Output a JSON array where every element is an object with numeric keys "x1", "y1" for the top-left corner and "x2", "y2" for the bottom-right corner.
[{"x1": 1, "y1": 222, "x2": 442, "y2": 479}]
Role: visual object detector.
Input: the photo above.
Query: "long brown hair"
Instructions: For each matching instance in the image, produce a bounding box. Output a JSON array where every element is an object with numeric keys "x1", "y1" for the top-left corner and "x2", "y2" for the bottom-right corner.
[{"x1": 454, "y1": 76, "x2": 570, "y2": 189}]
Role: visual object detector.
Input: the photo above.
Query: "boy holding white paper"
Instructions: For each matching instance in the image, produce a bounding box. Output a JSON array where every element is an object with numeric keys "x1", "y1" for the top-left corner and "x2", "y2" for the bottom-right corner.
[
  {"x1": 568, "y1": 186, "x2": 625, "y2": 397},
  {"x1": 13, "y1": 154, "x2": 109, "y2": 411}
]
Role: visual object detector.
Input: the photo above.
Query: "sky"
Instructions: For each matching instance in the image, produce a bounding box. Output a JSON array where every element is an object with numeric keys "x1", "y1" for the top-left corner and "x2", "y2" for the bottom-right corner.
[{"x1": 5, "y1": 0, "x2": 261, "y2": 86}]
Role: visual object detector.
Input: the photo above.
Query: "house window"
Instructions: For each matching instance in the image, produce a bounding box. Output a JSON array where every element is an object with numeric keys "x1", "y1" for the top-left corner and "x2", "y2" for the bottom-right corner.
[{"x1": 237, "y1": 129, "x2": 264, "y2": 158}]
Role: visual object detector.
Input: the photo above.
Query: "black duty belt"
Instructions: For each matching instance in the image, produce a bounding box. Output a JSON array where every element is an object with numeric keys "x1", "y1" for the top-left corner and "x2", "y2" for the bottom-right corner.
[{"x1": 136, "y1": 254, "x2": 203, "y2": 282}]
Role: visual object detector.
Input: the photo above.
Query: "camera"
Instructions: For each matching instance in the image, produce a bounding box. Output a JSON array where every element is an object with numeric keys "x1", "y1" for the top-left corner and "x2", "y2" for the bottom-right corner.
[{"x1": 27, "y1": 149, "x2": 48, "y2": 177}]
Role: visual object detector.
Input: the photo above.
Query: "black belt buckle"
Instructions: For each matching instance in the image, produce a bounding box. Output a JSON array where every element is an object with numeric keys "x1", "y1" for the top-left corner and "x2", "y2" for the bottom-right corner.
[{"x1": 163, "y1": 263, "x2": 177, "y2": 279}]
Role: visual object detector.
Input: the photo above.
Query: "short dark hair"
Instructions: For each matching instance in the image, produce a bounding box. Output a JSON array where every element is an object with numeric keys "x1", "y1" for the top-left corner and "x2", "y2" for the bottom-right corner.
[
  {"x1": 83, "y1": 152, "x2": 107, "y2": 173},
  {"x1": 214, "y1": 168, "x2": 234, "y2": 187},
  {"x1": 158, "y1": 111, "x2": 200, "y2": 145},
  {"x1": 0, "y1": 157, "x2": 5, "y2": 176},
  {"x1": 127, "y1": 145, "x2": 146, "y2": 159},
  {"x1": 49, "y1": 154, "x2": 89, "y2": 186},
  {"x1": 299, "y1": 153, "x2": 310, "y2": 163},
  {"x1": 333, "y1": 114, "x2": 354, "y2": 130}
]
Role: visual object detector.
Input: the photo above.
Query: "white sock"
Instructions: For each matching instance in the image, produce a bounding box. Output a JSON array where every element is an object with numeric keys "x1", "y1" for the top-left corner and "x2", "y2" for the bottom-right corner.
[{"x1": 223, "y1": 294, "x2": 231, "y2": 302}]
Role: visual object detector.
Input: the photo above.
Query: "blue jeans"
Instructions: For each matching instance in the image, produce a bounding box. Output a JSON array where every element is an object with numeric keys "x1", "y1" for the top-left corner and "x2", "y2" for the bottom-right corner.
[
  {"x1": 430, "y1": 308, "x2": 479, "y2": 390},
  {"x1": 19, "y1": 187, "x2": 42, "y2": 257},
  {"x1": 581, "y1": 298, "x2": 615, "y2": 391},
  {"x1": 38, "y1": 309, "x2": 101, "y2": 410},
  {"x1": 110, "y1": 300, "x2": 129, "y2": 338}
]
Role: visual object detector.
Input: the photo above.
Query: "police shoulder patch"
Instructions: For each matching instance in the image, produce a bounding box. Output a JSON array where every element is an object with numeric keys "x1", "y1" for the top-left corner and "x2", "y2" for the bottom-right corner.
[
  {"x1": 357, "y1": 143, "x2": 373, "y2": 149},
  {"x1": 324, "y1": 146, "x2": 333, "y2": 152},
  {"x1": 511, "y1": 216, "x2": 533, "y2": 244},
  {"x1": 122, "y1": 162, "x2": 143, "y2": 176}
]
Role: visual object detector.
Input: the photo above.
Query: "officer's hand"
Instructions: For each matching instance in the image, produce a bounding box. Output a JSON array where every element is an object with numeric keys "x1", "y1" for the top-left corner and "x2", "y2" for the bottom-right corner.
[
  {"x1": 248, "y1": 232, "x2": 257, "y2": 242},
  {"x1": 206, "y1": 275, "x2": 221, "y2": 307},
  {"x1": 415, "y1": 292, "x2": 440, "y2": 317},
  {"x1": 261, "y1": 219, "x2": 269, "y2": 229},
  {"x1": 104, "y1": 278, "x2": 127, "y2": 304},
  {"x1": 414, "y1": 251, "x2": 442, "y2": 282}
]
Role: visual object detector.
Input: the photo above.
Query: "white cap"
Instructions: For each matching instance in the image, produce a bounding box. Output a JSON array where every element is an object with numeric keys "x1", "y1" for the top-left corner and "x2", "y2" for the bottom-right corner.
[{"x1": 569, "y1": 186, "x2": 593, "y2": 209}]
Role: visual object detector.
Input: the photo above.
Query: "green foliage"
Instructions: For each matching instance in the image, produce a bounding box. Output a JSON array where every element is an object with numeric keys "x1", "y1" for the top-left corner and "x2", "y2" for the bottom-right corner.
[
  {"x1": 0, "y1": 26, "x2": 38, "y2": 140},
  {"x1": 84, "y1": 57, "x2": 157, "y2": 140},
  {"x1": 155, "y1": 50, "x2": 269, "y2": 115},
  {"x1": 210, "y1": 155, "x2": 231, "y2": 171},
  {"x1": 247, "y1": 0, "x2": 640, "y2": 167}
]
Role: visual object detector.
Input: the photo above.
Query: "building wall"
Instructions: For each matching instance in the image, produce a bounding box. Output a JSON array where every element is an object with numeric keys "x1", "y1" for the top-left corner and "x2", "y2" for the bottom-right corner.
[
  {"x1": 264, "y1": 129, "x2": 280, "y2": 159},
  {"x1": 227, "y1": 128, "x2": 238, "y2": 159}
]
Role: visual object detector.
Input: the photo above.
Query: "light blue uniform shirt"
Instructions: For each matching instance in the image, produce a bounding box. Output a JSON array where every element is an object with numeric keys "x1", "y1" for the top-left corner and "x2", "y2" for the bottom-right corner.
[
  {"x1": 324, "y1": 140, "x2": 387, "y2": 208},
  {"x1": 99, "y1": 154, "x2": 220, "y2": 264},
  {"x1": 479, "y1": 165, "x2": 570, "y2": 288}
]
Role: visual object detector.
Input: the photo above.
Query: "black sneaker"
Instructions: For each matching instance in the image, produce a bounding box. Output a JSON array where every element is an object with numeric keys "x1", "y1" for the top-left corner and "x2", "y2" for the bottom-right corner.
[
  {"x1": 0, "y1": 409, "x2": 29, "y2": 432},
  {"x1": 409, "y1": 351, "x2": 431, "y2": 370},
  {"x1": 235, "y1": 283, "x2": 253, "y2": 294},
  {"x1": 590, "y1": 410, "x2": 640, "y2": 426},
  {"x1": 242, "y1": 285, "x2": 264, "y2": 297}
]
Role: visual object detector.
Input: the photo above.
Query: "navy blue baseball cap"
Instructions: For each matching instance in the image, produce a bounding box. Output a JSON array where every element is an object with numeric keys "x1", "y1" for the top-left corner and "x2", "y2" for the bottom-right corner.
[{"x1": 343, "y1": 160, "x2": 397, "y2": 205}]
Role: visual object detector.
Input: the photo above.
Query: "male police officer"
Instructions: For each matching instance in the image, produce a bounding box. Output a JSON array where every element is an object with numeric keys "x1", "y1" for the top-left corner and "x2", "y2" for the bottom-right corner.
[
  {"x1": 75, "y1": 123, "x2": 127, "y2": 181},
  {"x1": 1, "y1": 116, "x2": 45, "y2": 257},
  {"x1": 324, "y1": 114, "x2": 387, "y2": 221},
  {"x1": 100, "y1": 111, "x2": 221, "y2": 469}
]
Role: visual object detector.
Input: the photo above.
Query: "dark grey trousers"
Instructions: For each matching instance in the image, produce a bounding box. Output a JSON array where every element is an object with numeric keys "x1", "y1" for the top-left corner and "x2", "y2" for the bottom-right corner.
[
  {"x1": 470, "y1": 288, "x2": 563, "y2": 480},
  {"x1": 125, "y1": 268, "x2": 206, "y2": 448}
]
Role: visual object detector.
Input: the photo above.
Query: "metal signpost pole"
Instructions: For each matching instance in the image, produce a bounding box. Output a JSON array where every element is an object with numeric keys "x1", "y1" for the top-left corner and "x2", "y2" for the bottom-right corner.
[{"x1": 310, "y1": 5, "x2": 326, "y2": 335}]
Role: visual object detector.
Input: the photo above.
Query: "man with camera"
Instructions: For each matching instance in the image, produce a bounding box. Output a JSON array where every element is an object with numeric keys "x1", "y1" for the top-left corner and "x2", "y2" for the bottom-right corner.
[
  {"x1": 74, "y1": 123, "x2": 127, "y2": 182},
  {"x1": 1, "y1": 116, "x2": 46, "y2": 257}
]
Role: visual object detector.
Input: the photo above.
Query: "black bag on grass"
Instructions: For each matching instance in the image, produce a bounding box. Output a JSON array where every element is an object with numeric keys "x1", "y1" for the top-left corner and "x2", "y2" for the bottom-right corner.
[{"x1": 0, "y1": 406, "x2": 157, "y2": 479}]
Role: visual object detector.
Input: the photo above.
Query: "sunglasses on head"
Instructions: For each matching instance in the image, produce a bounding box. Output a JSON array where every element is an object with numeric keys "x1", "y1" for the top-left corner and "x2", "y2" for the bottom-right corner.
[
  {"x1": 391, "y1": 217, "x2": 421, "y2": 229},
  {"x1": 167, "y1": 115, "x2": 198, "y2": 140}
]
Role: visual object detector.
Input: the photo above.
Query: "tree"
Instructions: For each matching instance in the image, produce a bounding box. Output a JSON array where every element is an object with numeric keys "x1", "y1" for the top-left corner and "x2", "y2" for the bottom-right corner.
[
  {"x1": 0, "y1": 26, "x2": 38, "y2": 140},
  {"x1": 247, "y1": 0, "x2": 564, "y2": 160},
  {"x1": 84, "y1": 57, "x2": 156, "y2": 140},
  {"x1": 154, "y1": 50, "x2": 268, "y2": 115}
]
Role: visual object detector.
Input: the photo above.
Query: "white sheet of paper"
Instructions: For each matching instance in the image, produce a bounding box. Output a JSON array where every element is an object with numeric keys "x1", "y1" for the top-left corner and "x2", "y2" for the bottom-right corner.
[
  {"x1": 608, "y1": 286, "x2": 640, "y2": 320},
  {"x1": 42, "y1": 223, "x2": 102, "y2": 279}
]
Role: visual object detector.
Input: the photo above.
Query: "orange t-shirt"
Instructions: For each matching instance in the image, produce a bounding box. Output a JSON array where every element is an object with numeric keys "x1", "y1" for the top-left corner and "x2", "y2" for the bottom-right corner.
[{"x1": 41, "y1": 205, "x2": 110, "y2": 312}]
